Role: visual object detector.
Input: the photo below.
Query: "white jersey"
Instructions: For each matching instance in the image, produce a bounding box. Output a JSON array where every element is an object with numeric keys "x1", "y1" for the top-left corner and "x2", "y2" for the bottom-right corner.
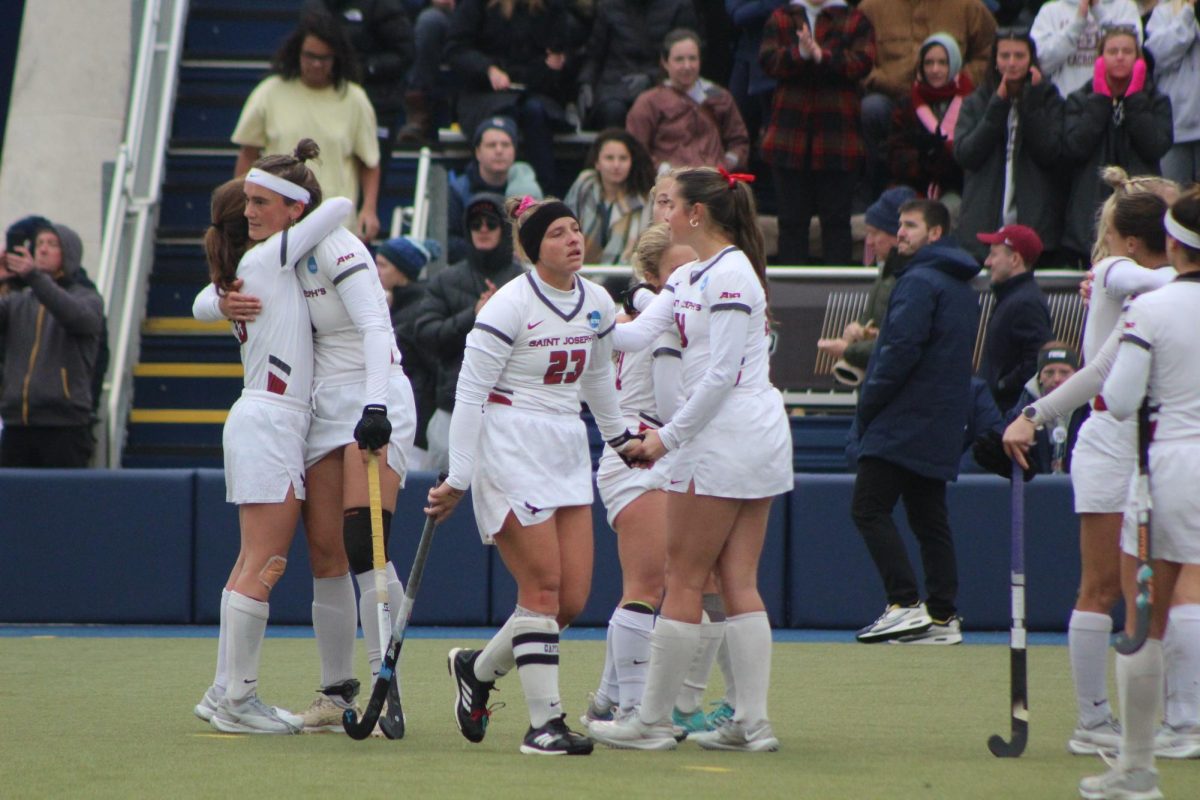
[
  {"x1": 1083, "y1": 257, "x2": 1174, "y2": 362},
  {"x1": 614, "y1": 328, "x2": 682, "y2": 430},
  {"x1": 297, "y1": 227, "x2": 399, "y2": 406}
]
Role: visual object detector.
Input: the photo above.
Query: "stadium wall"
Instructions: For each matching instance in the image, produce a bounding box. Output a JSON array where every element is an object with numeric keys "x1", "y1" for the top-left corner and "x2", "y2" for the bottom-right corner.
[{"x1": 0, "y1": 470, "x2": 1084, "y2": 631}]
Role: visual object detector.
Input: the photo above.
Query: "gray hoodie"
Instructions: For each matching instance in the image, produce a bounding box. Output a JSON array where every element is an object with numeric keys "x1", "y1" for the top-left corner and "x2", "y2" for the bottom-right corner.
[{"x1": 0, "y1": 224, "x2": 105, "y2": 426}]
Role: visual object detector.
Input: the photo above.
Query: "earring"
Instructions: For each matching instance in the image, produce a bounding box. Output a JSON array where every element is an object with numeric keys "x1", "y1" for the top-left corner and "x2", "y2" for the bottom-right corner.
[{"x1": 689, "y1": 218, "x2": 699, "y2": 228}]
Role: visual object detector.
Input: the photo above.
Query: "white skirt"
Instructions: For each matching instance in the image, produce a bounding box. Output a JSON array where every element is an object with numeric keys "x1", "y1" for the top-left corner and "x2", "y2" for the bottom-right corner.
[
  {"x1": 666, "y1": 386, "x2": 793, "y2": 499},
  {"x1": 1070, "y1": 411, "x2": 1136, "y2": 514},
  {"x1": 1121, "y1": 440, "x2": 1200, "y2": 564},
  {"x1": 470, "y1": 404, "x2": 594, "y2": 544},
  {"x1": 596, "y1": 444, "x2": 669, "y2": 530},
  {"x1": 223, "y1": 391, "x2": 310, "y2": 504},
  {"x1": 305, "y1": 367, "x2": 416, "y2": 484}
]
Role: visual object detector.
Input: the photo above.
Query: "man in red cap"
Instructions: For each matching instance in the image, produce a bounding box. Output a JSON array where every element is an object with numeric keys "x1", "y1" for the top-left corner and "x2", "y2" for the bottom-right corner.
[{"x1": 976, "y1": 224, "x2": 1054, "y2": 413}]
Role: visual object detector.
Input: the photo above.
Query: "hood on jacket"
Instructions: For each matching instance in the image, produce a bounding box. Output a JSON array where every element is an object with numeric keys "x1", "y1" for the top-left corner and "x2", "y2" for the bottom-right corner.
[
  {"x1": 903, "y1": 237, "x2": 981, "y2": 283},
  {"x1": 52, "y1": 224, "x2": 84, "y2": 281},
  {"x1": 463, "y1": 192, "x2": 517, "y2": 275},
  {"x1": 920, "y1": 32, "x2": 964, "y2": 83}
]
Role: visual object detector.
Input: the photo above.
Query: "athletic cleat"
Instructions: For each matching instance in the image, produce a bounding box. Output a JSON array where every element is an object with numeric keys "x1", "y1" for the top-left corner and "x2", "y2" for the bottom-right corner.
[
  {"x1": 1078, "y1": 766, "x2": 1162, "y2": 799},
  {"x1": 856, "y1": 603, "x2": 932, "y2": 643},
  {"x1": 449, "y1": 648, "x2": 496, "y2": 743},
  {"x1": 301, "y1": 690, "x2": 362, "y2": 733},
  {"x1": 579, "y1": 692, "x2": 615, "y2": 731},
  {"x1": 589, "y1": 714, "x2": 679, "y2": 750},
  {"x1": 890, "y1": 615, "x2": 962, "y2": 645},
  {"x1": 691, "y1": 720, "x2": 779, "y2": 752},
  {"x1": 211, "y1": 695, "x2": 303, "y2": 735},
  {"x1": 1068, "y1": 716, "x2": 1123, "y2": 756},
  {"x1": 1155, "y1": 723, "x2": 1200, "y2": 759},
  {"x1": 706, "y1": 700, "x2": 735, "y2": 728},
  {"x1": 672, "y1": 706, "x2": 712, "y2": 734},
  {"x1": 193, "y1": 685, "x2": 222, "y2": 722},
  {"x1": 519, "y1": 715, "x2": 594, "y2": 755}
]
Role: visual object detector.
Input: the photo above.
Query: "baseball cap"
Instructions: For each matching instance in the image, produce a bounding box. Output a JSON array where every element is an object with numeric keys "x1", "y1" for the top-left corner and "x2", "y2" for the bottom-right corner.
[{"x1": 977, "y1": 224, "x2": 1043, "y2": 266}]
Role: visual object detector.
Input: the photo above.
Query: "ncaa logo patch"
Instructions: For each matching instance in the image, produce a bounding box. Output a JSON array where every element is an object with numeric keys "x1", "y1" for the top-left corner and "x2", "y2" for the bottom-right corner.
[
  {"x1": 587, "y1": 310, "x2": 601, "y2": 330},
  {"x1": 307, "y1": 256, "x2": 318, "y2": 273}
]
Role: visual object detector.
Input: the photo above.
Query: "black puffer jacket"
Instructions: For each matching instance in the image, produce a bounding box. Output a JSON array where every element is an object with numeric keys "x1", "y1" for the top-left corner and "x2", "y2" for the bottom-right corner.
[
  {"x1": 391, "y1": 283, "x2": 436, "y2": 449},
  {"x1": 577, "y1": 0, "x2": 699, "y2": 105}
]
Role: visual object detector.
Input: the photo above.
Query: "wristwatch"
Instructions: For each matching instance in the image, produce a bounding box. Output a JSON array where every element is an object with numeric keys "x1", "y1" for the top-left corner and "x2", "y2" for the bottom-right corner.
[{"x1": 1021, "y1": 405, "x2": 1038, "y2": 423}]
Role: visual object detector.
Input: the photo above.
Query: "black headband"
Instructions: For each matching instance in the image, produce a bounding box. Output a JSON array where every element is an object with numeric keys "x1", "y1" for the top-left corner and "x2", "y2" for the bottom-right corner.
[{"x1": 518, "y1": 201, "x2": 577, "y2": 264}]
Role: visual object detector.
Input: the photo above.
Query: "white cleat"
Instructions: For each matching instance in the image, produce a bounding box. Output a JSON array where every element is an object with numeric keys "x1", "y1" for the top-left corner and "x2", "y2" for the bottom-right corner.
[
  {"x1": 193, "y1": 685, "x2": 222, "y2": 722},
  {"x1": 1068, "y1": 716, "x2": 1122, "y2": 755},
  {"x1": 1078, "y1": 767, "x2": 1161, "y2": 799},
  {"x1": 588, "y1": 714, "x2": 678, "y2": 751},
  {"x1": 210, "y1": 695, "x2": 303, "y2": 735},
  {"x1": 1155, "y1": 723, "x2": 1200, "y2": 759},
  {"x1": 690, "y1": 720, "x2": 779, "y2": 752}
]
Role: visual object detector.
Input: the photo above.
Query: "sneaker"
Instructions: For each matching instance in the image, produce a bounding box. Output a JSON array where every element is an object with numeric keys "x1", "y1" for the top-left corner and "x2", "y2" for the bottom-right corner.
[
  {"x1": 856, "y1": 603, "x2": 932, "y2": 643},
  {"x1": 211, "y1": 695, "x2": 303, "y2": 735},
  {"x1": 890, "y1": 615, "x2": 962, "y2": 645},
  {"x1": 448, "y1": 648, "x2": 496, "y2": 743},
  {"x1": 301, "y1": 679, "x2": 362, "y2": 733},
  {"x1": 706, "y1": 701, "x2": 735, "y2": 729},
  {"x1": 579, "y1": 692, "x2": 615, "y2": 731},
  {"x1": 1078, "y1": 767, "x2": 1162, "y2": 799},
  {"x1": 672, "y1": 706, "x2": 712, "y2": 734},
  {"x1": 691, "y1": 720, "x2": 780, "y2": 752},
  {"x1": 1155, "y1": 723, "x2": 1200, "y2": 759},
  {"x1": 520, "y1": 715, "x2": 594, "y2": 756},
  {"x1": 1069, "y1": 716, "x2": 1123, "y2": 756},
  {"x1": 589, "y1": 714, "x2": 679, "y2": 751},
  {"x1": 193, "y1": 685, "x2": 222, "y2": 722}
]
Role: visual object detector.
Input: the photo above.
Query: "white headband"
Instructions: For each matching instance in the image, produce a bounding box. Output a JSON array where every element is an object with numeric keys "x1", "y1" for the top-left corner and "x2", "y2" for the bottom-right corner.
[
  {"x1": 1165, "y1": 210, "x2": 1200, "y2": 249},
  {"x1": 245, "y1": 168, "x2": 311, "y2": 204}
]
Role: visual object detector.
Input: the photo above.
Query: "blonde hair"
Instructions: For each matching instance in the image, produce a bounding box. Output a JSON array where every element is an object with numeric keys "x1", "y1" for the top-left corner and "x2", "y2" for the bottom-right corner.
[
  {"x1": 631, "y1": 223, "x2": 673, "y2": 282},
  {"x1": 1090, "y1": 166, "x2": 1180, "y2": 263}
]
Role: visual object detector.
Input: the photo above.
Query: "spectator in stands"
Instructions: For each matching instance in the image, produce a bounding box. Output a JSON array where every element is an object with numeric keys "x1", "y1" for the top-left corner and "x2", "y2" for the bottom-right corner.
[
  {"x1": 445, "y1": 116, "x2": 543, "y2": 263},
  {"x1": 575, "y1": 0, "x2": 698, "y2": 131},
  {"x1": 445, "y1": 0, "x2": 577, "y2": 190},
  {"x1": 955, "y1": 28, "x2": 1065, "y2": 264},
  {"x1": 0, "y1": 222, "x2": 104, "y2": 467},
  {"x1": 1061, "y1": 25, "x2": 1173, "y2": 265},
  {"x1": 759, "y1": 1, "x2": 874, "y2": 266},
  {"x1": 1012, "y1": 342, "x2": 1086, "y2": 473},
  {"x1": 857, "y1": 0, "x2": 997, "y2": 200},
  {"x1": 726, "y1": 0, "x2": 786, "y2": 147},
  {"x1": 976, "y1": 223, "x2": 1054, "y2": 414},
  {"x1": 886, "y1": 33, "x2": 973, "y2": 203},
  {"x1": 564, "y1": 129, "x2": 655, "y2": 265},
  {"x1": 413, "y1": 193, "x2": 525, "y2": 471},
  {"x1": 232, "y1": 14, "x2": 382, "y2": 241},
  {"x1": 1146, "y1": 0, "x2": 1200, "y2": 185},
  {"x1": 396, "y1": 0, "x2": 457, "y2": 147},
  {"x1": 817, "y1": 186, "x2": 917, "y2": 386},
  {"x1": 302, "y1": 1, "x2": 414, "y2": 169},
  {"x1": 1031, "y1": 0, "x2": 1142, "y2": 96},
  {"x1": 626, "y1": 28, "x2": 750, "y2": 173},
  {"x1": 848, "y1": 198, "x2": 980, "y2": 646},
  {"x1": 376, "y1": 236, "x2": 441, "y2": 469}
]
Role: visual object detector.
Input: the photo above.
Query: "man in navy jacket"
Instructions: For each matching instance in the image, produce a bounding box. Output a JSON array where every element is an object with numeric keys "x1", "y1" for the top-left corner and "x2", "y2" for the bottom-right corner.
[{"x1": 849, "y1": 198, "x2": 980, "y2": 645}]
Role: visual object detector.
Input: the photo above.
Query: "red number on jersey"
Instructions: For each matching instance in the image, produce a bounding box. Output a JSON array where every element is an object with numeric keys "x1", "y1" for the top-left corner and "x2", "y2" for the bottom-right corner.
[
  {"x1": 614, "y1": 351, "x2": 626, "y2": 390},
  {"x1": 544, "y1": 349, "x2": 587, "y2": 384},
  {"x1": 233, "y1": 320, "x2": 248, "y2": 344},
  {"x1": 674, "y1": 312, "x2": 689, "y2": 348}
]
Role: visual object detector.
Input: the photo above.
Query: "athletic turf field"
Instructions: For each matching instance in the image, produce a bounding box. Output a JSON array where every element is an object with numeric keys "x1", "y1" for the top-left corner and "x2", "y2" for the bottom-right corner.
[{"x1": 2, "y1": 631, "x2": 1195, "y2": 799}]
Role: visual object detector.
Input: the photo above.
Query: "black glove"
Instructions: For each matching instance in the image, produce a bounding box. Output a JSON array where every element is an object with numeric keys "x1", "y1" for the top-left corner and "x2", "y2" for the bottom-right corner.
[
  {"x1": 608, "y1": 430, "x2": 647, "y2": 468},
  {"x1": 577, "y1": 84, "x2": 594, "y2": 121},
  {"x1": 971, "y1": 430, "x2": 1036, "y2": 482},
  {"x1": 620, "y1": 281, "x2": 656, "y2": 316},
  {"x1": 354, "y1": 404, "x2": 392, "y2": 451}
]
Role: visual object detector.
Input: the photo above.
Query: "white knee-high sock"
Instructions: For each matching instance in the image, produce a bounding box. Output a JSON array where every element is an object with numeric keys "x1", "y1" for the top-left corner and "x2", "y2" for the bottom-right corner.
[
  {"x1": 595, "y1": 621, "x2": 619, "y2": 709},
  {"x1": 225, "y1": 591, "x2": 269, "y2": 704},
  {"x1": 726, "y1": 611, "x2": 772, "y2": 728},
  {"x1": 475, "y1": 611, "x2": 519, "y2": 682},
  {"x1": 1165, "y1": 605, "x2": 1200, "y2": 729},
  {"x1": 611, "y1": 606, "x2": 655, "y2": 712},
  {"x1": 355, "y1": 564, "x2": 406, "y2": 681},
  {"x1": 1117, "y1": 639, "x2": 1164, "y2": 772},
  {"x1": 638, "y1": 617, "x2": 702, "y2": 726},
  {"x1": 716, "y1": 634, "x2": 736, "y2": 708},
  {"x1": 312, "y1": 573, "x2": 357, "y2": 688},
  {"x1": 675, "y1": 613, "x2": 725, "y2": 714},
  {"x1": 213, "y1": 588, "x2": 232, "y2": 692},
  {"x1": 1069, "y1": 610, "x2": 1114, "y2": 727},
  {"x1": 512, "y1": 613, "x2": 561, "y2": 728}
]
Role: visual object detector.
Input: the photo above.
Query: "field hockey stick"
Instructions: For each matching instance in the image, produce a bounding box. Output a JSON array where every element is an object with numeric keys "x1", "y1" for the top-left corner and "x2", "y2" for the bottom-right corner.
[
  {"x1": 988, "y1": 460, "x2": 1028, "y2": 758},
  {"x1": 1115, "y1": 400, "x2": 1153, "y2": 655},
  {"x1": 343, "y1": 473, "x2": 446, "y2": 740},
  {"x1": 366, "y1": 452, "x2": 392, "y2": 696}
]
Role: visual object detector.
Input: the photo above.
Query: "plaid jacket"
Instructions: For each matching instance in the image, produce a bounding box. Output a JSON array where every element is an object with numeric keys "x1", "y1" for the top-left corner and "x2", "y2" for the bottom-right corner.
[{"x1": 759, "y1": 4, "x2": 874, "y2": 173}]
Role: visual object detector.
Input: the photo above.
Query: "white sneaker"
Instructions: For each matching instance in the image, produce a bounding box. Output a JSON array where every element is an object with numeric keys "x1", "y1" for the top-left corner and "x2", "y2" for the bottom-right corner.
[
  {"x1": 856, "y1": 603, "x2": 932, "y2": 643},
  {"x1": 1155, "y1": 723, "x2": 1200, "y2": 759},
  {"x1": 1068, "y1": 716, "x2": 1122, "y2": 755},
  {"x1": 301, "y1": 693, "x2": 360, "y2": 733},
  {"x1": 890, "y1": 616, "x2": 962, "y2": 645},
  {"x1": 193, "y1": 685, "x2": 222, "y2": 722},
  {"x1": 579, "y1": 692, "x2": 615, "y2": 732},
  {"x1": 1078, "y1": 766, "x2": 1161, "y2": 799},
  {"x1": 691, "y1": 720, "x2": 779, "y2": 752},
  {"x1": 210, "y1": 695, "x2": 303, "y2": 735},
  {"x1": 588, "y1": 714, "x2": 678, "y2": 750}
]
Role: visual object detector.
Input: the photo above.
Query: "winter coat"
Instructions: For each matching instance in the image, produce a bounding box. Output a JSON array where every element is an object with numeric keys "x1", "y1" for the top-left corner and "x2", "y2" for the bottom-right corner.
[
  {"x1": 727, "y1": 0, "x2": 787, "y2": 97},
  {"x1": 563, "y1": 169, "x2": 651, "y2": 265},
  {"x1": 758, "y1": 2, "x2": 874, "y2": 173},
  {"x1": 886, "y1": 74, "x2": 973, "y2": 197},
  {"x1": 303, "y1": 0, "x2": 414, "y2": 113},
  {"x1": 843, "y1": 249, "x2": 908, "y2": 371},
  {"x1": 577, "y1": 0, "x2": 698, "y2": 106},
  {"x1": 0, "y1": 225, "x2": 105, "y2": 427},
  {"x1": 625, "y1": 81, "x2": 750, "y2": 171},
  {"x1": 857, "y1": 0, "x2": 997, "y2": 99},
  {"x1": 1061, "y1": 81, "x2": 1173, "y2": 259},
  {"x1": 978, "y1": 270, "x2": 1053, "y2": 414},
  {"x1": 446, "y1": 160, "x2": 542, "y2": 264},
  {"x1": 851, "y1": 237, "x2": 982, "y2": 482},
  {"x1": 1145, "y1": 3, "x2": 1200, "y2": 145},
  {"x1": 1030, "y1": 0, "x2": 1142, "y2": 97},
  {"x1": 954, "y1": 79, "x2": 1066, "y2": 263},
  {"x1": 391, "y1": 283, "x2": 437, "y2": 449}
]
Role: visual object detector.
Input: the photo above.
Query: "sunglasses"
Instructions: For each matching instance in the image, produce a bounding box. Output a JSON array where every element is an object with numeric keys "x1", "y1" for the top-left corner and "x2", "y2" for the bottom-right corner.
[
  {"x1": 995, "y1": 27, "x2": 1031, "y2": 39},
  {"x1": 470, "y1": 216, "x2": 500, "y2": 231}
]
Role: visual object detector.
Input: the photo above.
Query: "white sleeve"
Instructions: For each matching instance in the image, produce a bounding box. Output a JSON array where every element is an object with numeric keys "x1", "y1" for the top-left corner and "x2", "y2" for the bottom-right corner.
[
  {"x1": 328, "y1": 252, "x2": 394, "y2": 406},
  {"x1": 1102, "y1": 340, "x2": 1151, "y2": 422},
  {"x1": 1103, "y1": 259, "x2": 1173, "y2": 299},
  {"x1": 651, "y1": 330, "x2": 683, "y2": 421},
  {"x1": 281, "y1": 197, "x2": 355, "y2": 265},
  {"x1": 612, "y1": 283, "x2": 675, "y2": 352},
  {"x1": 1031, "y1": 6, "x2": 1085, "y2": 75},
  {"x1": 577, "y1": 300, "x2": 627, "y2": 441},
  {"x1": 1030, "y1": 325, "x2": 1120, "y2": 422},
  {"x1": 192, "y1": 283, "x2": 222, "y2": 321}
]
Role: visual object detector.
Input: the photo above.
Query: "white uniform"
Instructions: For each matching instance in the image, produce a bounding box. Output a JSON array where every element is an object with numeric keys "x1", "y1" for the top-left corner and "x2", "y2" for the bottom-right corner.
[
  {"x1": 1103, "y1": 276, "x2": 1200, "y2": 564},
  {"x1": 446, "y1": 271, "x2": 630, "y2": 542},
  {"x1": 192, "y1": 197, "x2": 353, "y2": 504},
  {"x1": 297, "y1": 228, "x2": 416, "y2": 478},
  {"x1": 612, "y1": 247, "x2": 792, "y2": 499}
]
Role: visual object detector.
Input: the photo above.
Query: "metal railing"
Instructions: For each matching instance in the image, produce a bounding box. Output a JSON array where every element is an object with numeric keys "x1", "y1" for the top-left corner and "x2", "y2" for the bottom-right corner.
[{"x1": 95, "y1": 0, "x2": 190, "y2": 467}]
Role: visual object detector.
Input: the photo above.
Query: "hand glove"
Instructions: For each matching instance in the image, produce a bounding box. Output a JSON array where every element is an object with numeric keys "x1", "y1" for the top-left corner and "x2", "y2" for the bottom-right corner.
[
  {"x1": 621, "y1": 73, "x2": 651, "y2": 98},
  {"x1": 577, "y1": 84, "x2": 594, "y2": 120},
  {"x1": 354, "y1": 404, "x2": 392, "y2": 451},
  {"x1": 607, "y1": 430, "x2": 647, "y2": 468},
  {"x1": 1092, "y1": 57, "x2": 1111, "y2": 97},
  {"x1": 620, "y1": 281, "x2": 656, "y2": 315},
  {"x1": 1126, "y1": 58, "x2": 1146, "y2": 96}
]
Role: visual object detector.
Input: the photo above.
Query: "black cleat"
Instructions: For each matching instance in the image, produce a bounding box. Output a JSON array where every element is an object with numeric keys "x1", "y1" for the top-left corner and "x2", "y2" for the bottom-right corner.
[
  {"x1": 520, "y1": 715, "x2": 594, "y2": 756},
  {"x1": 448, "y1": 648, "x2": 495, "y2": 743}
]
